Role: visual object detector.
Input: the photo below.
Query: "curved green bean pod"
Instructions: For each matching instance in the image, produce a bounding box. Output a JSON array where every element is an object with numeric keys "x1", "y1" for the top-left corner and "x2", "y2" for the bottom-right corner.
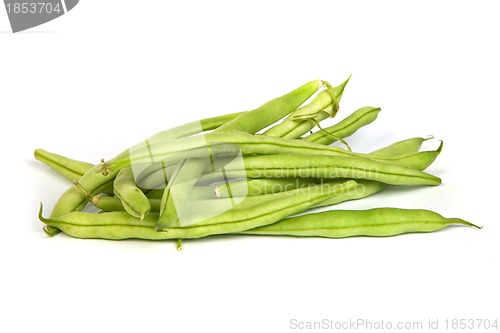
[
  {"x1": 370, "y1": 136, "x2": 433, "y2": 157},
  {"x1": 263, "y1": 76, "x2": 350, "y2": 138},
  {"x1": 242, "y1": 208, "x2": 479, "y2": 238},
  {"x1": 113, "y1": 166, "x2": 151, "y2": 220},
  {"x1": 34, "y1": 149, "x2": 94, "y2": 182},
  {"x1": 216, "y1": 80, "x2": 322, "y2": 134},
  {"x1": 303, "y1": 106, "x2": 381, "y2": 145}
]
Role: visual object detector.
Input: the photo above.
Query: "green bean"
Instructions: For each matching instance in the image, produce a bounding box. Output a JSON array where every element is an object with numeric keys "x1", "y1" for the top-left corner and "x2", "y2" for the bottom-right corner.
[
  {"x1": 92, "y1": 196, "x2": 161, "y2": 213},
  {"x1": 113, "y1": 166, "x2": 151, "y2": 220},
  {"x1": 303, "y1": 106, "x2": 381, "y2": 145},
  {"x1": 370, "y1": 136, "x2": 433, "y2": 157},
  {"x1": 34, "y1": 149, "x2": 94, "y2": 182},
  {"x1": 200, "y1": 153, "x2": 441, "y2": 186},
  {"x1": 216, "y1": 80, "x2": 322, "y2": 134},
  {"x1": 242, "y1": 208, "x2": 479, "y2": 238},
  {"x1": 145, "y1": 189, "x2": 165, "y2": 199},
  {"x1": 263, "y1": 76, "x2": 350, "y2": 138},
  {"x1": 39, "y1": 205, "x2": 478, "y2": 240}
]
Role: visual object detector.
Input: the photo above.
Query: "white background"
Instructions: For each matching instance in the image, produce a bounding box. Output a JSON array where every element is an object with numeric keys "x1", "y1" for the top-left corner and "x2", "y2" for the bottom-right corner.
[{"x1": 1, "y1": 1, "x2": 499, "y2": 332}]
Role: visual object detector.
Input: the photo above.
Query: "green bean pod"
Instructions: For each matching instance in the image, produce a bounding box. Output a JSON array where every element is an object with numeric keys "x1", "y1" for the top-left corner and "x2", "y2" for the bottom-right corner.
[
  {"x1": 242, "y1": 208, "x2": 479, "y2": 238},
  {"x1": 34, "y1": 149, "x2": 94, "y2": 182},
  {"x1": 370, "y1": 136, "x2": 433, "y2": 157},
  {"x1": 263, "y1": 76, "x2": 350, "y2": 138},
  {"x1": 200, "y1": 153, "x2": 442, "y2": 186},
  {"x1": 113, "y1": 166, "x2": 151, "y2": 220},
  {"x1": 92, "y1": 196, "x2": 161, "y2": 213},
  {"x1": 216, "y1": 80, "x2": 322, "y2": 134},
  {"x1": 39, "y1": 205, "x2": 478, "y2": 240},
  {"x1": 303, "y1": 106, "x2": 382, "y2": 145}
]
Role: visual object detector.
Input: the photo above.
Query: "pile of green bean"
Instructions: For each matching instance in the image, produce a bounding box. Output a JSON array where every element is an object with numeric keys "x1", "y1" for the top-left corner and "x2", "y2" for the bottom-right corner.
[{"x1": 35, "y1": 77, "x2": 478, "y2": 248}]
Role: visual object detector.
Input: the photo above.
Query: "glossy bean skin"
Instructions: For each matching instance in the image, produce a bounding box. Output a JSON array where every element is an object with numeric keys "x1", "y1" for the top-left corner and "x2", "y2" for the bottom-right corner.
[
  {"x1": 34, "y1": 149, "x2": 94, "y2": 182},
  {"x1": 242, "y1": 208, "x2": 478, "y2": 238},
  {"x1": 216, "y1": 80, "x2": 322, "y2": 134},
  {"x1": 303, "y1": 106, "x2": 381, "y2": 144}
]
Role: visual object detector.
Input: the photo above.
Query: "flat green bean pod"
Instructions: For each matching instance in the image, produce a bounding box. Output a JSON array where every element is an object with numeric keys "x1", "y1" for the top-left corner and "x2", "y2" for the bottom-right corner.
[{"x1": 242, "y1": 208, "x2": 479, "y2": 238}]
